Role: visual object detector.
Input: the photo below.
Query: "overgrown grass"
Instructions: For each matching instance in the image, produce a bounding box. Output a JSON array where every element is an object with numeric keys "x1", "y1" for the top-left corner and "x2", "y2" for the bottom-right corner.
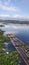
[{"x1": 0, "y1": 30, "x2": 20, "y2": 65}]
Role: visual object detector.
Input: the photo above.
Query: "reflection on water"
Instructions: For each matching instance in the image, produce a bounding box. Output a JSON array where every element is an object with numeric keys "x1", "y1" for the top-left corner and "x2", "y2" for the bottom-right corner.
[
  {"x1": 0, "y1": 23, "x2": 29, "y2": 46},
  {"x1": 15, "y1": 28, "x2": 29, "y2": 46},
  {"x1": 0, "y1": 23, "x2": 27, "y2": 65}
]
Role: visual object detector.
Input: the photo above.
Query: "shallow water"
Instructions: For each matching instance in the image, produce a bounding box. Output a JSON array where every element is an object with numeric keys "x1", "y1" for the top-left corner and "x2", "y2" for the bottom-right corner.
[{"x1": 4, "y1": 41, "x2": 16, "y2": 52}]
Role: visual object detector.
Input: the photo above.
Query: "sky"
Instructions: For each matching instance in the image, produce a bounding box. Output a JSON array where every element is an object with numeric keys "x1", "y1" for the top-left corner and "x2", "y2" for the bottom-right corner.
[{"x1": 0, "y1": 0, "x2": 29, "y2": 20}]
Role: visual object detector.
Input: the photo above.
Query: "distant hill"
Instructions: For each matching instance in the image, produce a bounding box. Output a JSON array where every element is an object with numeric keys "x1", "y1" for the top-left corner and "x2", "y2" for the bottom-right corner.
[{"x1": 0, "y1": 20, "x2": 29, "y2": 24}]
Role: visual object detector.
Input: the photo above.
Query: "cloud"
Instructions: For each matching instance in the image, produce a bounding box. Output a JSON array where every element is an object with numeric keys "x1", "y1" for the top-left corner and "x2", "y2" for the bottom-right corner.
[
  {"x1": 0, "y1": 14, "x2": 29, "y2": 20},
  {"x1": 0, "y1": 0, "x2": 18, "y2": 12},
  {"x1": 0, "y1": 4, "x2": 16, "y2": 11},
  {"x1": 0, "y1": 14, "x2": 10, "y2": 17},
  {"x1": 13, "y1": 14, "x2": 29, "y2": 20}
]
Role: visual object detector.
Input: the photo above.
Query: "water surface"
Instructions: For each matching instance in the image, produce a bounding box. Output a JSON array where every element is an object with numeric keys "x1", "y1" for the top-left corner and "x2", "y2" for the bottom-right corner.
[
  {"x1": 0, "y1": 23, "x2": 28, "y2": 65},
  {"x1": 0, "y1": 23, "x2": 29, "y2": 46}
]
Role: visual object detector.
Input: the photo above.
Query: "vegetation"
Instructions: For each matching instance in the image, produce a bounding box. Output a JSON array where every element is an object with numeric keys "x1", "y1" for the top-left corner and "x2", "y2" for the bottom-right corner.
[
  {"x1": 0, "y1": 50, "x2": 20, "y2": 65},
  {"x1": 0, "y1": 30, "x2": 9, "y2": 43},
  {"x1": 19, "y1": 44, "x2": 29, "y2": 57},
  {"x1": 0, "y1": 20, "x2": 29, "y2": 24},
  {"x1": 0, "y1": 30, "x2": 9, "y2": 49},
  {"x1": 0, "y1": 25, "x2": 4, "y2": 27},
  {"x1": 0, "y1": 30, "x2": 20, "y2": 65}
]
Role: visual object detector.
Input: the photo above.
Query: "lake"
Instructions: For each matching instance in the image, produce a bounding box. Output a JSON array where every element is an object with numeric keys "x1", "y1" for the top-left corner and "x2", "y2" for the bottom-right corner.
[
  {"x1": 0, "y1": 23, "x2": 29, "y2": 46},
  {"x1": 0, "y1": 23, "x2": 29, "y2": 65}
]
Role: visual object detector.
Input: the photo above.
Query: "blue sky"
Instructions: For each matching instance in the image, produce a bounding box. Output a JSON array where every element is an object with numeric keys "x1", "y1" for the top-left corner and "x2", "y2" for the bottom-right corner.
[{"x1": 0, "y1": 0, "x2": 29, "y2": 20}]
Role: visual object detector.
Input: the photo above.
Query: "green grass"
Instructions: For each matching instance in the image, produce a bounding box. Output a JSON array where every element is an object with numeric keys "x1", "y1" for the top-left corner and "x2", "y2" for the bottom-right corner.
[
  {"x1": 0, "y1": 30, "x2": 20, "y2": 65},
  {"x1": 0, "y1": 30, "x2": 9, "y2": 49},
  {"x1": 0, "y1": 50, "x2": 20, "y2": 65}
]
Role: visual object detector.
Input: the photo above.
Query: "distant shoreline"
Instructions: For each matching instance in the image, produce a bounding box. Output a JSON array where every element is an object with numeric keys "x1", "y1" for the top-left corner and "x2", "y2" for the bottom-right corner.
[{"x1": 0, "y1": 20, "x2": 29, "y2": 24}]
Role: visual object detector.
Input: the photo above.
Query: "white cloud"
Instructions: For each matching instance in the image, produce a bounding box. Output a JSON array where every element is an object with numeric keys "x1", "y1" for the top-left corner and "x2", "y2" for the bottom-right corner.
[
  {"x1": 13, "y1": 14, "x2": 29, "y2": 20},
  {"x1": 0, "y1": 14, "x2": 10, "y2": 17},
  {"x1": 0, "y1": 14, "x2": 29, "y2": 20},
  {"x1": 0, "y1": 4, "x2": 16, "y2": 11}
]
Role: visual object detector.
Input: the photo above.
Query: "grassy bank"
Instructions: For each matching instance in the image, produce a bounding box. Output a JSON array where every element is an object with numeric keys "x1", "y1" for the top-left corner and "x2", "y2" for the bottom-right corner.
[
  {"x1": 0, "y1": 30, "x2": 20, "y2": 65},
  {"x1": 0, "y1": 30, "x2": 9, "y2": 48}
]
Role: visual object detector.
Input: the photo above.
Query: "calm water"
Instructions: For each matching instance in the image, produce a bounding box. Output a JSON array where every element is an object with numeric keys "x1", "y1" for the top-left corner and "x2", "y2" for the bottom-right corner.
[
  {"x1": 0, "y1": 23, "x2": 29, "y2": 46},
  {"x1": 0, "y1": 23, "x2": 28, "y2": 65}
]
